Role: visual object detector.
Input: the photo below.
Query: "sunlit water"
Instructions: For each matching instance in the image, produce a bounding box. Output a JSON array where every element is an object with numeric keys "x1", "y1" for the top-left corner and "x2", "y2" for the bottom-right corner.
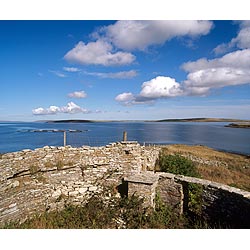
[{"x1": 0, "y1": 122, "x2": 249, "y2": 155}]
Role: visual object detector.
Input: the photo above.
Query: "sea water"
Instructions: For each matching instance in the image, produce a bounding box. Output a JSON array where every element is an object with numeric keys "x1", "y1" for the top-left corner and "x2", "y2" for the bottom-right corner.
[{"x1": 0, "y1": 121, "x2": 249, "y2": 155}]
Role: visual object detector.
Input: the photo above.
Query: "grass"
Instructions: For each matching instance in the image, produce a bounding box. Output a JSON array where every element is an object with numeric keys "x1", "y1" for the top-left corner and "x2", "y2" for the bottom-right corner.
[
  {"x1": 3, "y1": 193, "x2": 186, "y2": 229},
  {"x1": 29, "y1": 164, "x2": 39, "y2": 174},
  {"x1": 160, "y1": 144, "x2": 250, "y2": 191}
]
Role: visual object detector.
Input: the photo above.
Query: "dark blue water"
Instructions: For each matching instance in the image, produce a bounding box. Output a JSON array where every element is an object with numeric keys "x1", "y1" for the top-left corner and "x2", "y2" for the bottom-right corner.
[{"x1": 0, "y1": 122, "x2": 250, "y2": 155}]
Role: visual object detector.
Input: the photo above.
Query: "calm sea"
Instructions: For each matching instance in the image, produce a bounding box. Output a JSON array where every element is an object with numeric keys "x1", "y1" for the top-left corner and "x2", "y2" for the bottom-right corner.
[{"x1": 0, "y1": 122, "x2": 250, "y2": 155}]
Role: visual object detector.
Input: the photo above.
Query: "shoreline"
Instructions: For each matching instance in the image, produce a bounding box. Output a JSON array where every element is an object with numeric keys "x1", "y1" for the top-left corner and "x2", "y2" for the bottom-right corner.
[{"x1": 1, "y1": 143, "x2": 249, "y2": 158}]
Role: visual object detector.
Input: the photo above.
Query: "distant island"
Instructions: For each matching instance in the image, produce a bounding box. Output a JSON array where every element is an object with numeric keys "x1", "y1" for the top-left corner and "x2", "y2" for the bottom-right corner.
[
  {"x1": 225, "y1": 123, "x2": 250, "y2": 129},
  {"x1": 46, "y1": 120, "x2": 94, "y2": 123},
  {"x1": 43, "y1": 118, "x2": 250, "y2": 123},
  {"x1": 155, "y1": 118, "x2": 249, "y2": 122}
]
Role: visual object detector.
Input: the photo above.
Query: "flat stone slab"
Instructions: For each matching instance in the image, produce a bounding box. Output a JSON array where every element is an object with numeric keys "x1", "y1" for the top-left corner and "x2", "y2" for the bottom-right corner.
[
  {"x1": 120, "y1": 141, "x2": 139, "y2": 144},
  {"x1": 124, "y1": 172, "x2": 159, "y2": 185}
]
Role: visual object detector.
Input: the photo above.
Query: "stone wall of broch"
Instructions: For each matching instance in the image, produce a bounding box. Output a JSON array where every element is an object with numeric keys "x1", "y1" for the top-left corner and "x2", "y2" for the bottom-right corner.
[{"x1": 0, "y1": 141, "x2": 249, "y2": 228}]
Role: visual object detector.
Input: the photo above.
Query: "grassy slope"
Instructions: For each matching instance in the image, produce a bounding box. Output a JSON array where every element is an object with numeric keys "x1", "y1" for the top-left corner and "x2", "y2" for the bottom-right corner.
[{"x1": 160, "y1": 144, "x2": 250, "y2": 191}]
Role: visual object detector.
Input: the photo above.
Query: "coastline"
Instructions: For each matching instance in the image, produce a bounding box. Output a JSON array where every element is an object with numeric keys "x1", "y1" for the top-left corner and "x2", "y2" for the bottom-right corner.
[{"x1": 1, "y1": 143, "x2": 249, "y2": 158}]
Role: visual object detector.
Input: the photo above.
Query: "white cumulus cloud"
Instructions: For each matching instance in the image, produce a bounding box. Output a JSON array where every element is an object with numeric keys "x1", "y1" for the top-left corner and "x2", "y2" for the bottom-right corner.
[
  {"x1": 182, "y1": 49, "x2": 250, "y2": 95},
  {"x1": 182, "y1": 49, "x2": 250, "y2": 72},
  {"x1": 64, "y1": 39, "x2": 135, "y2": 66},
  {"x1": 68, "y1": 91, "x2": 87, "y2": 99},
  {"x1": 32, "y1": 102, "x2": 93, "y2": 115},
  {"x1": 64, "y1": 21, "x2": 213, "y2": 67},
  {"x1": 60, "y1": 102, "x2": 89, "y2": 114},
  {"x1": 139, "y1": 76, "x2": 183, "y2": 98},
  {"x1": 115, "y1": 92, "x2": 135, "y2": 102},
  {"x1": 115, "y1": 76, "x2": 184, "y2": 105},
  {"x1": 104, "y1": 20, "x2": 213, "y2": 51},
  {"x1": 32, "y1": 106, "x2": 61, "y2": 115},
  {"x1": 116, "y1": 47, "x2": 250, "y2": 105}
]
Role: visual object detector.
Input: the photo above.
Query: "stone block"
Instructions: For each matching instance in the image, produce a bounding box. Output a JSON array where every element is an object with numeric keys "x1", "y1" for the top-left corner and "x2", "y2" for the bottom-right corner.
[
  {"x1": 8, "y1": 203, "x2": 17, "y2": 208},
  {"x1": 89, "y1": 186, "x2": 98, "y2": 192},
  {"x1": 78, "y1": 187, "x2": 88, "y2": 194},
  {"x1": 11, "y1": 180, "x2": 20, "y2": 188},
  {"x1": 51, "y1": 189, "x2": 61, "y2": 198},
  {"x1": 69, "y1": 190, "x2": 79, "y2": 196}
]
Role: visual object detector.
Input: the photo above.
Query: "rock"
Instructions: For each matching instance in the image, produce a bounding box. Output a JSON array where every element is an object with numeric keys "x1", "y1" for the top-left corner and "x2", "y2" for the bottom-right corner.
[
  {"x1": 8, "y1": 203, "x2": 17, "y2": 208},
  {"x1": 51, "y1": 189, "x2": 61, "y2": 198},
  {"x1": 11, "y1": 180, "x2": 20, "y2": 188},
  {"x1": 89, "y1": 186, "x2": 98, "y2": 191},
  {"x1": 22, "y1": 149, "x2": 32, "y2": 153},
  {"x1": 69, "y1": 190, "x2": 79, "y2": 196},
  {"x1": 78, "y1": 187, "x2": 88, "y2": 194}
]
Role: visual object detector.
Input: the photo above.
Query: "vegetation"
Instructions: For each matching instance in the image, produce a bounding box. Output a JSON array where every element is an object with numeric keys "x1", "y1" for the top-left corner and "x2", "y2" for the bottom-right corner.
[
  {"x1": 156, "y1": 153, "x2": 200, "y2": 177},
  {"x1": 156, "y1": 153, "x2": 203, "y2": 220},
  {"x1": 160, "y1": 145, "x2": 250, "y2": 192},
  {"x1": 29, "y1": 164, "x2": 39, "y2": 174},
  {"x1": 3, "y1": 193, "x2": 187, "y2": 229}
]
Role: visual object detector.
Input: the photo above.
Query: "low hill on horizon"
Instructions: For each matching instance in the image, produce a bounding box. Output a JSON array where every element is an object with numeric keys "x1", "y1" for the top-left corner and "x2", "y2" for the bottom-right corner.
[
  {"x1": 46, "y1": 119, "x2": 94, "y2": 123},
  {"x1": 155, "y1": 118, "x2": 250, "y2": 122},
  {"x1": 40, "y1": 118, "x2": 250, "y2": 123}
]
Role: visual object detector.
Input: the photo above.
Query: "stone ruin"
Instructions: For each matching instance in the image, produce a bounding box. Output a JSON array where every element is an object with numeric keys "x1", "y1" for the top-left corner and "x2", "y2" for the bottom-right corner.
[{"x1": 0, "y1": 141, "x2": 250, "y2": 228}]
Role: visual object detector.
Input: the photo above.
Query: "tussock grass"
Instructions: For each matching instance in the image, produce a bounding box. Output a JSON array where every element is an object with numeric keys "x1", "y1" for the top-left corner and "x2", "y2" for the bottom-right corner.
[{"x1": 160, "y1": 144, "x2": 250, "y2": 191}]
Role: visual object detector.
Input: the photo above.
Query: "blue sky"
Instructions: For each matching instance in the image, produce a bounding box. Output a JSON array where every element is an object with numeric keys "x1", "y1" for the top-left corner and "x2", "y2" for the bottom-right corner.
[{"x1": 1, "y1": 20, "x2": 250, "y2": 121}]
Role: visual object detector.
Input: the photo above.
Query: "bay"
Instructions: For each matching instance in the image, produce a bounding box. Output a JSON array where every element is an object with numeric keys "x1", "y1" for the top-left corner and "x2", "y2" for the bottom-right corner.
[{"x1": 0, "y1": 122, "x2": 249, "y2": 155}]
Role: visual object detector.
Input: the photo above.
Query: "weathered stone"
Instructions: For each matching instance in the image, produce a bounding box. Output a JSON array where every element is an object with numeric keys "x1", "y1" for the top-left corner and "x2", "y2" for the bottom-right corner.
[
  {"x1": 8, "y1": 203, "x2": 17, "y2": 208},
  {"x1": 51, "y1": 190, "x2": 61, "y2": 198},
  {"x1": 22, "y1": 149, "x2": 32, "y2": 153},
  {"x1": 68, "y1": 190, "x2": 79, "y2": 196},
  {"x1": 88, "y1": 186, "x2": 98, "y2": 192},
  {"x1": 124, "y1": 172, "x2": 159, "y2": 184},
  {"x1": 11, "y1": 180, "x2": 20, "y2": 188},
  {"x1": 78, "y1": 187, "x2": 88, "y2": 194}
]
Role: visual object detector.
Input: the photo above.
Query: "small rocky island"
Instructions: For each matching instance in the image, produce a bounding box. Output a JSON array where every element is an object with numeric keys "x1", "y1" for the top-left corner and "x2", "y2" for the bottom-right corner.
[{"x1": 225, "y1": 123, "x2": 250, "y2": 129}]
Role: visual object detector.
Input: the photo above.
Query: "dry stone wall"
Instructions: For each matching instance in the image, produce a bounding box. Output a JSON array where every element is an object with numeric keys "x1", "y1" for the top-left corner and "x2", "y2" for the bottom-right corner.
[
  {"x1": 123, "y1": 171, "x2": 250, "y2": 228},
  {"x1": 0, "y1": 141, "x2": 160, "y2": 227},
  {"x1": 1, "y1": 141, "x2": 250, "y2": 228},
  {"x1": 156, "y1": 173, "x2": 250, "y2": 228}
]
